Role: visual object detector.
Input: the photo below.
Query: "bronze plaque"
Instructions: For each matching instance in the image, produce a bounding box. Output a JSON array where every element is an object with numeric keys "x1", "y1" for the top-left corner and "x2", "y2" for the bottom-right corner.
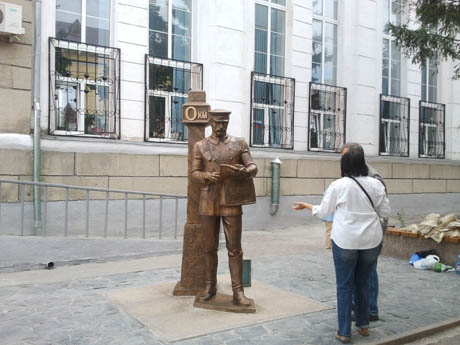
[{"x1": 182, "y1": 104, "x2": 210, "y2": 124}]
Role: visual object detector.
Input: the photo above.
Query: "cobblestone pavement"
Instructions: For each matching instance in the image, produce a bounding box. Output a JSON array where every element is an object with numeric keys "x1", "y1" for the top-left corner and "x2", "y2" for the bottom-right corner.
[{"x1": 0, "y1": 224, "x2": 458, "y2": 345}]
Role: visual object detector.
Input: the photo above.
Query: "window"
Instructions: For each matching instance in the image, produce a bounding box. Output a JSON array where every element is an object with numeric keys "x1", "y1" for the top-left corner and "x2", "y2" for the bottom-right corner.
[
  {"x1": 56, "y1": 0, "x2": 110, "y2": 46},
  {"x1": 49, "y1": 38, "x2": 120, "y2": 138},
  {"x1": 149, "y1": 0, "x2": 192, "y2": 61},
  {"x1": 421, "y1": 58, "x2": 437, "y2": 102},
  {"x1": 308, "y1": 83, "x2": 346, "y2": 152},
  {"x1": 312, "y1": 0, "x2": 338, "y2": 85},
  {"x1": 379, "y1": 94, "x2": 409, "y2": 156},
  {"x1": 419, "y1": 101, "x2": 445, "y2": 159},
  {"x1": 145, "y1": 56, "x2": 202, "y2": 142},
  {"x1": 250, "y1": 73, "x2": 295, "y2": 149},
  {"x1": 382, "y1": 0, "x2": 401, "y2": 96},
  {"x1": 255, "y1": 1, "x2": 286, "y2": 76},
  {"x1": 147, "y1": 0, "x2": 194, "y2": 142}
]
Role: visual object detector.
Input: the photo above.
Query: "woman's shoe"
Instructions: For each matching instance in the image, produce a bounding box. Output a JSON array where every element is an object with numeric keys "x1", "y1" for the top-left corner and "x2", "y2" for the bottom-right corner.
[
  {"x1": 357, "y1": 327, "x2": 370, "y2": 336},
  {"x1": 335, "y1": 332, "x2": 351, "y2": 343}
]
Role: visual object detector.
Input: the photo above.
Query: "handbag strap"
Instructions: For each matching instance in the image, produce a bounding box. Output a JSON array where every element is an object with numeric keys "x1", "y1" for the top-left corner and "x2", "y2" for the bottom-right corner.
[{"x1": 350, "y1": 176, "x2": 376, "y2": 211}]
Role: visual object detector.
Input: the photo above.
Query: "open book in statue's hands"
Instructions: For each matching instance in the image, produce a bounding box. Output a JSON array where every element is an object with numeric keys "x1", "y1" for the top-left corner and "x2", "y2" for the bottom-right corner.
[{"x1": 219, "y1": 164, "x2": 246, "y2": 180}]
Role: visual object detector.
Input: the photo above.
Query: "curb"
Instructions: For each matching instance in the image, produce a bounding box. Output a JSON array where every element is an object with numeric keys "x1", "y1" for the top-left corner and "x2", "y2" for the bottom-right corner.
[{"x1": 367, "y1": 317, "x2": 460, "y2": 345}]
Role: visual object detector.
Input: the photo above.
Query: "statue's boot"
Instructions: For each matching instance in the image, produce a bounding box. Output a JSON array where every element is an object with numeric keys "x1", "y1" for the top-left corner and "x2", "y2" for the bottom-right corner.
[
  {"x1": 230, "y1": 256, "x2": 251, "y2": 306},
  {"x1": 199, "y1": 252, "x2": 218, "y2": 301}
]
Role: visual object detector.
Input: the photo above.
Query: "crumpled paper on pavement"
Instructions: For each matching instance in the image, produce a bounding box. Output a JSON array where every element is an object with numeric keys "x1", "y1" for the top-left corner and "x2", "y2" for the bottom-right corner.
[{"x1": 402, "y1": 213, "x2": 460, "y2": 244}]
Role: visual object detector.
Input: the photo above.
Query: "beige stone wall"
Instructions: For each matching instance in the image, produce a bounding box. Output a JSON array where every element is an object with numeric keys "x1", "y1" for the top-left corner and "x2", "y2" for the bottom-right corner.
[
  {"x1": 1, "y1": 149, "x2": 460, "y2": 201},
  {"x1": 0, "y1": 0, "x2": 33, "y2": 134}
]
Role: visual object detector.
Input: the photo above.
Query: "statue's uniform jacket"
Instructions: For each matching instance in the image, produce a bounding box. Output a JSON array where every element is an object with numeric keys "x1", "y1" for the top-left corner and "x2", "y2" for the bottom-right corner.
[
  {"x1": 191, "y1": 134, "x2": 257, "y2": 215},
  {"x1": 191, "y1": 134, "x2": 257, "y2": 292}
]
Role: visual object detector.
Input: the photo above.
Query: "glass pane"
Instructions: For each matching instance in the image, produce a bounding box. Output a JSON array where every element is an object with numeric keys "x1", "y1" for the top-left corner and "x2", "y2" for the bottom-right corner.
[
  {"x1": 421, "y1": 64, "x2": 427, "y2": 85},
  {"x1": 149, "y1": 1, "x2": 168, "y2": 32},
  {"x1": 325, "y1": 0, "x2": 338, "y2": 20},
  {"x1": 56, "y1": 11, "x2": 82, "y2": 42},
  {"x1": 391, "y1": 41, "x2": 400, "y2": 62},
  {"x1": 171, "y1": 96, "x2": 187, "y2": 141},
  {"x1": 429, "y1": 68, "x2": 437, "y2": 86},
  {"x1": 149, "y1": 64, "x2": 173, "y2": 91},
  {"x1": 271, "y1": 0, "x2": 286, "y2": 5},
  {"x1": 269, "y1": 108, "x2": 282, "y2": 146},
  {"x1": 428, "y1": 87, "x2": 437, "y2": 103},
  {"x1": 254, "y1": 52, "x2": 267, "y2": 74},
  {"x1": 271, "y1": 8, "x2": 285, "y2": 34},
  {"x1": 270, "y1": 55, "x2": 284, "y2": 76},
  {"x1": 173, "y1": 8, "x2": 191, "y2": 37},
  {"x1": 86, "y1": 17, "x2": 110, "y2": 45},
  {"x1": 421, "y1": 85, "x2": 427, "y2": 101},
  {"x1": 255, "y1": 29, "x2": 268, "y2": 53},
  {"x1": 255, "y1": 4, "x2": 268, "y2": 29},
  {"x1": 56, "y1": 0, "x2": 82, "y2": 13},
  {"x1": 172, "y1": 67, "x2": 191, "y2": 93},
  {"x1": 312, "y1": 42, "x2": 322, "y2": 64},
  {"x1": 270, "y1": 32, "x2": 285, "y2": 56},
  {"x1": 391, "y1": 0, "x2": 401, "y2": 26},
  {"x1": 87, "y1": 0, "x2": 110, "y2": 19},
  {"x1": 382, "y1": 77, "x2": 389, "y2": 94},
  {"x1": 172, "y1": 0, "x2": 192, "y2": 12},
  {"x1": 149, "y1": 31, "x2": 168, "y2": 58},
  {"x1": 253, "y1": 81, "x2": 267, "y2": 104},
  {"x1": 149, "y1": 96, "x2": 166, "y2": 138},
  {"x1": 85, "y1": 85, "x2": 108, "y2": 134},
  {"x1": 325, "y1": 22, "x2": 337, "y2": 45},
  {"x1": 312, "y1": 63, "x2": 322, "y2": 83},
  {"x1": 252, "y1": 108, "x2": 265, "y2": 145},
  {"x1": 391, "y1": 60, "x2": 400, "y2": 80},
  {"x1": 172, "y1": 35, "x2": 191, "y2": 61},
  {"x1": 313, "y1": 20, "x2": 322, "y2": 42},
  {"x1": 313, "y1": 0, "x2": 323, "y2": 15},
  {"x1": 310, "y1": 114, "x2": 319, "y2": 148},
  {"x1": 55, "y1": 84, "x2": 78, "y2": 130},
  {"x1": 391, "y1": 79, "x2": 400, "y2": 96},
  {"x1": 383, "y1": 0, "x2": 389, "y2": 33}
]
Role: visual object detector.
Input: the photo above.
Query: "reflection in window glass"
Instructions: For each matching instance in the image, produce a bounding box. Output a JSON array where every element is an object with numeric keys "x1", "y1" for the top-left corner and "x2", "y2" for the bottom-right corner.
[
  {"x1": 55, "y1": 84, "x2": 78, "y2": 130},
  {"x1": 312, "y1": 17, "x2": 336, "y2": 85},
  {"x1": 313, "y1": 0, "x2": 322, "y2": 15},
  {"x1": 252, "y1": 108, "x2": 265, "y2": 145},
  {"x1": 172, "y1": 35, "x2": 191, "y2": 61},
  {"x1": 86, "y1": 17, "x2": 109, "y2": 46},
  {"x1": 149, "y1": 1, "x2": 168, "y2": 32},
  {"x1": 325, "y1": 0, "x2": 338, "y2": 20},
  {"x1": 149, "y1": 31, "x2": 168, "y2": 58},
  {"x1": 56, "y1": 0, "x2": 82, "y2": 13},
  {"x1": 86, "y1": 0, "x2": 110, "y2": 19},
  {"x1": 56, "y1": 11, "x2": 82, "y2": 42},
  {"x1": 150, "y1": 96, "x2": 166, "y2": 138}
]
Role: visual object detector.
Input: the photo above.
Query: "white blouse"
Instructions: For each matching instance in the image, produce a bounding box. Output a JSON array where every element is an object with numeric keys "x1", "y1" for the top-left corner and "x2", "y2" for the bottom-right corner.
[{"x1": 312, "y1": 176, "x2": 391, "y2": 250}]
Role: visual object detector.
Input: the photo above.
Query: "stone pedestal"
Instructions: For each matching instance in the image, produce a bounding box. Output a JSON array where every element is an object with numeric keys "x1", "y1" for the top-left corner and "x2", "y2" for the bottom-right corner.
[{"x1": 193, "y1": 293, "x2": 256, "y2": 314}]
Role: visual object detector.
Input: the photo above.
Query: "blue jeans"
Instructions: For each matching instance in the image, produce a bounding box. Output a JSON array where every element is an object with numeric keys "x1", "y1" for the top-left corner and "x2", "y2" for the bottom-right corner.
[
  {"x1": 352, "y1": 260, "x2": 379, "y2": 316},
  {"x1": 332, "y1": 240, "x2": 382, "y2": 338}
]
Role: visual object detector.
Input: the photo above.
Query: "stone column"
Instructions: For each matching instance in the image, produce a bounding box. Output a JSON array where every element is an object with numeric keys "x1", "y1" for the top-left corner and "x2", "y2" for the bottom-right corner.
[{"x1": 173, "y1": 90, "x2": 210, "y2": 296}]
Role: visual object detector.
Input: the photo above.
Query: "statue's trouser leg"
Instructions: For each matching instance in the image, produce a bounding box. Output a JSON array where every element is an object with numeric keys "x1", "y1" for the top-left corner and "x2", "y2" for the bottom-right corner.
[
  {"x1": 222, "y1": 215, "x2": 250, "y2": 305},
  {"x1": 200, "y1": 215, "x2": 220, "y2": 298}
]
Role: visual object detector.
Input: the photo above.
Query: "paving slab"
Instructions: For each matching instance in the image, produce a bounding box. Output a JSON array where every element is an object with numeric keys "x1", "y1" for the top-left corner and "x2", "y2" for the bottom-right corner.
[{"x1": 107, "y1": 275, "x2": 331, "y2": 342}]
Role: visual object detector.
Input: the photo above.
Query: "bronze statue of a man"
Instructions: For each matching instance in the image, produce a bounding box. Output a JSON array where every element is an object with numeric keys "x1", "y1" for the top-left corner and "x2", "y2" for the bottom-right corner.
[{"x1": 191, "y1": 109, "x2": 257, "y2": 306}]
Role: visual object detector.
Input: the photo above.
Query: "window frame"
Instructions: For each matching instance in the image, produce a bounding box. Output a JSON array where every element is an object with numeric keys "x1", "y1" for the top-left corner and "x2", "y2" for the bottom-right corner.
[
  {"x1": 382, "y1": 0, "x2": 402, "y2": 96},
  {"x1": 418, "y1": 100, "x2": 445, "y2": 159},
  {"x1": 148, "y1": 0, "x2": 192, "y2": 60},
  {"x1": 254, "y1": 0, "x2": 287, "y2": 77},
  {"x1": 378, "y1": 94, "x2": 410, "y2": 157},
  {"x1": 421, "y1": 58, "x2": 438, "y2": 103},
  {"x1": 312, "y1": 0, "x2": 338, "y2": 85},
  {"x1": 308, "y1": 82, "x2": 347, "y2": 153}
]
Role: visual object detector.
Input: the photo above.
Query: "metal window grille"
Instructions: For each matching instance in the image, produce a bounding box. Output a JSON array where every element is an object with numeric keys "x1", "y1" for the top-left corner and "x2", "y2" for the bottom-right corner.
[
  {"x1": 250, "y1": 72, "x2": 295, "y2": 149},
  {"x1": 308, "y1": 82, "x2": 346, "y2": 152},
  {"x1": 379, "y1": 94, "x2": 410, "y2": 157},
  {"x1": 49, "y1": 38, "x2": 120, "y2": 138},
  {"x1": 145, "y1": 55, "x2": 203, "y2": 143},
  {"x1": 419, "y1": 101, "x2": 445, "y2": 159}
]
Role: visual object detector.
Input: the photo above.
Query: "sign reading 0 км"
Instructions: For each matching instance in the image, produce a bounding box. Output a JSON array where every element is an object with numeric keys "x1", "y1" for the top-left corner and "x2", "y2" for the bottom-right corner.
[{"x1": 182, "y1": 104, "x2": 210, "y2": 124}]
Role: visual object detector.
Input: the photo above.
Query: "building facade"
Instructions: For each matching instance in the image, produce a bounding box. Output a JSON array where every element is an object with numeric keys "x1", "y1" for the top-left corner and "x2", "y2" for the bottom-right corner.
[{"x1": 1, "y1": 0, "x2": 460, "y2": 205}]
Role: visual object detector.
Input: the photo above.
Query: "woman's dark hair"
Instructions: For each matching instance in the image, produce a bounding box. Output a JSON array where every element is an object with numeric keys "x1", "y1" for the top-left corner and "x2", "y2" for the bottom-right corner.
[{"x1": 340, "y1": 143, "x2": 369, "y2": 177}]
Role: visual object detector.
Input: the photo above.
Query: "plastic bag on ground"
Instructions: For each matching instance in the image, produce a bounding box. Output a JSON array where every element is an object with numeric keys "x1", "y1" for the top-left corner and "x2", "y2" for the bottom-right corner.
[{"x1": 413, "y1": 255, "x2": 440, "y2": 270}]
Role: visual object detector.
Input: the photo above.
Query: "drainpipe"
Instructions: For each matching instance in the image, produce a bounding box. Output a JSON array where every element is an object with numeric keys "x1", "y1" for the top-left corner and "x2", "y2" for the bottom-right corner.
[
  {"x1": 32, "y1": 0, "x2": 42, "y2": 233},
  {"x1": 269, "y1": 158, "x2": 282, "y2": 216}
]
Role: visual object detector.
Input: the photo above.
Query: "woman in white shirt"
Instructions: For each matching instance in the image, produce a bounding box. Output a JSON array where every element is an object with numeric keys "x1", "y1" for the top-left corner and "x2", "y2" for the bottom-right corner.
[{"x1": 293, "y1": 143, "x2": 390, "y2": 343}]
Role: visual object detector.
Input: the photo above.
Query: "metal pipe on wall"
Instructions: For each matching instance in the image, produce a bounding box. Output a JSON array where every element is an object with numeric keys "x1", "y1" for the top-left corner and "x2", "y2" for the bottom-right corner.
[
  {"x1": 32, "y1": 0, "x2": 42, "y2": 233},
  {"x1": 269, "y1": 158, "x2": 282, "y2": 216}
]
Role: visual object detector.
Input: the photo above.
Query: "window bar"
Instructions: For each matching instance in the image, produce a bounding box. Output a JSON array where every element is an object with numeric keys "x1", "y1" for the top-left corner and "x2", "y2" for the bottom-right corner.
[
  {"x1": 174, "y1": 198, "x2": 178, "y2": 239},
  {"x1": 43, "y1": 186, "x2": 48, "y2": 237},
  {"x1": 104, "y1": 191, "x2": 109, "y2": 238},
  {"x1": 159, "y1": 196, "x2": 163, "y2": 239},
  {"x1": 142, "y1": 194, "x2": 146, "y2": 239},
  {"x1": 64, "y1": 188, "x2": 69, "y2": 237},
  {"x1": 85, "y1": 190, "x2": 90, "y2": 237},
  {"x1": 20, "y1": 184, "x2": 24, "y2": 236},
  {"x1": 124, "y1": 192, "x2": 128, "y2": 239}
]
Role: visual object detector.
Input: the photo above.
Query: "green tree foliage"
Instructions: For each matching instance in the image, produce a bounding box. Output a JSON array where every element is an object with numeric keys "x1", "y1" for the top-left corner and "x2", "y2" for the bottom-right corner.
[{"x1": 389, "y1": 0, "x2": 460, "y2": 78}]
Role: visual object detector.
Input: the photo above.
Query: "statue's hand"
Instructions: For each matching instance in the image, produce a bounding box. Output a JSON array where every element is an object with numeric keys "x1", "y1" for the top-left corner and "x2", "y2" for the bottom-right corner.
[
  {"x1": 231, "y1": 164, "x2": 250, "y2": 178},
  {"x1": 205, "y1": 172, "x2": 221, "y2": 184}
]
